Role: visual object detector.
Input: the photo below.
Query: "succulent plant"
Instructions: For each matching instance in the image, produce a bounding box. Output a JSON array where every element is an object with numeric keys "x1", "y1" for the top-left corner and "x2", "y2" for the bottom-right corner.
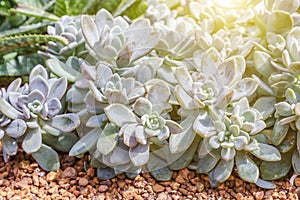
[
  {"x1": 196, "y1": 98, "x2": 281, "y2": 186},
  {"x1": 3, "y1": 0, "x2": 300, "y2": 189},
  {"x1": 0, "y1": 65, "x2": 80, "y2": 171},
  {"x1": 69, "y1": 78, "x2": 182, "y2": 179},
  {"x1": 38, "y1": 16, "x2": 86, "y2": 60},
  {"x1": 175, "y1": 56, "x2": 258, "y2": 110},
  {"x1": 81, "y1": 9, "x2": 160, "y2": 68}
]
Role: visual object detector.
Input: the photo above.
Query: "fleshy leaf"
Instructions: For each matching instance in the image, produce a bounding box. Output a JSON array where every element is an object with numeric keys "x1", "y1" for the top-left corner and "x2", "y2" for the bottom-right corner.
[
  {"x1": 175, "y1": 67, "x2": 193, "y2": 95},
  {"x1": 129, "y1": 143, "x2": 150, "y2": 166},
  {"x1": 46, "y1": 59, "x2": 81, "y2": 82},
  {"x1": 253, "y1": 97, "x2": 276, "y2": 120},
  {"x1": 47, "y1": 114, "x2": 80, "y2": 133},
  {"x1": 232, "y1": 78, "x2": 258, "y2": 101},
  {"x1": 0, "y1": 97, "x2": 23, "y2": 119},
  {"x1": 254, "y1": 51, "x2": 274, "y2": 78},
  {"x1": 133, "y1": 97, "x2": 152, "y2": 116},
  {"x1": 251, "y1": 143, "x2": 281, "y2": 161},
  {"x1": 6, "y1": 119, "x2": 27, "y2": 138},
  {"x1": 110, "y1": 143, "x2": 130, "y2": 165},
  {"x1": 260, "y1": 152, "x2": 292, "y2": 180},
  {"x1": 169, "y1": 136, "x2": 200, "y2": 170},
  {"x1": 275, "y1": 102, "x2": 293, "y2": 116},
  {"x1": 197, "y1": 153, "x2": 219, "y2": 173},
  {"x1": 105, "y1": 104, "x2": 137, "y2": 127},
  {"x1": 29, "y1": 76, "x2": 49, "y2": 97},
  {"x1": 208, "y1": 159, "x2": 234, "y2": 187},
  {"x1": 81, "y1": 15, "x2": 99, "y2": 48},
  {"x1": 271, "y1": 118, "x2": 290, "y2": 145},
  {"x1": 193, "y1": 110, "x2": 216, "y2": 138},
  {"x1": 266, "y1": 10, "x2": 293, "y2": 34},
  {"x1": 255, "y1": 179, "x2": 276, "y2": 189},
  {"x1": 97, "y1": 123, "x2": 118, "y2": 155},
  {"x1": 174, "y1": 85, "x2": 198, "y2": 109},
  {"x1": 32, "y1": 144, "x2": 60, "y2": 171},
  {"x1": 48, "y1": 77, "x2": 67, "y2": 100},
  {"x1": 235, "y1": 152, "x2": 259, "y2": 183},
  {"x1": 42, "y1": 132, "x2": 79, "y2": 152},
  {"x1": 292, "y1": 149, "x2": 300, "y2": 174},
  {"x1": 2, "y1": 135, "x2": 18, "y2": 156},
  {"x1": 69, "y1": 128, "x2": 100, "y2": 156},
  {"x1": 97, "y1": 168, "x2": 116, "y2": 180},
  {"x1": 169, "y1": 114, "x2": 197, "y2": 153},
  {"x1": 22, "y1": 127, "x2": 42, "y2": 154}
]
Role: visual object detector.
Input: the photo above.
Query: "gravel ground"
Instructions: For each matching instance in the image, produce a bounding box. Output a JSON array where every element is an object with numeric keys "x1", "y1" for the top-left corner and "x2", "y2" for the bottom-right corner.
[{"x1": 0, "y1": 148, "x2": 298, "y2": 200}]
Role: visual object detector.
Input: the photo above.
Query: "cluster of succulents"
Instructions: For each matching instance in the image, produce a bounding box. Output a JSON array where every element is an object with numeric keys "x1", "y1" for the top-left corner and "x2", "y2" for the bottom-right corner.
[
  {"x1": 0, "y1": 65, "x2": 80, "y2": 170},
  {"x1": 2, "y1": 0, "x2": 300, "y2": 188}
]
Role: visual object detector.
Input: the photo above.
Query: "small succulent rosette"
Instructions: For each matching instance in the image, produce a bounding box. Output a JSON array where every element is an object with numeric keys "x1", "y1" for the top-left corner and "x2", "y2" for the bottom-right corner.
[
  {"x1": 0, "y1": 78, "x2": 27, "y2": 161},
  {"x1": 0, "y1": 65, "x2": 80, "y2": 171},
  {"x1": 66, "y1": 61, "x2": 146, "y2": 131},
  {"x1": 175, "y1": 56, "x2": 258, "y2": 111},
  {"x1": 196, "y1": 98, "x2": 281, "y2": 187},
  {"x1": 38, "y1": 15, "x2": 86, "y2": 60},
  {"x1": 80, "y1": 9, "x2": 160, "y2": 68},
  {"x1": 70, "y1": 79, "x2": 183, "y2": 179}
]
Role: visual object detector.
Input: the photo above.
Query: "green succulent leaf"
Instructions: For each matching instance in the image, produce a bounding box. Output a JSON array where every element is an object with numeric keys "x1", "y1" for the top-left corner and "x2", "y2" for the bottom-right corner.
[
  {"x1": 6, "y1": 119, "x2": 27, "y2": 138},
  {"x1": 250, "y1": 143, "x2": 281, "y2": 161},
  {"x1": 104, "y1": 104, "x2": 137, "y2": 127},
  {"x1": 97, "y1": 123, "x2": 119, "y2": 155},
  {"x1": 253, "y1": 97, "x2": 276, "y2": 120},
  {"x1": 2, "y1": 135, "x2": 18, "y2": 156},
  {"x1": 277, "y1": 130, "x2": 296, "y2": 153},
  {"x1": 193, "y1": 110, "x2": 216, "y2": 138},
  {"x1": 22, "y1": 127, "x2": 42, "y2": 154},
  {"x1": 254, "y1": 51, "x2": 274, "y2": 78},
  {"x1": 271, "y1": 118, "x2": 290, "y2": 145},
  {"x1": 32, "y1": 144, "x2": 60, "y2": 171},
  {"x1": 235, "y1": 152, "x2": 259, "y2": 183},
  {"x1": 260, "y1": 151, "x2": 292, "y2": 180},
  {"x1": 148, "y1": 154, "x2": 172, "y2": 181},
  {"x1": 69, "y1": 127, "x2": 100, "y2": 156},
  {"x1": 0, "y1": 97, "x2": 23, "y2": 119},
  {"x1": 42, "y1": 132, "x2": 79, "y2": 152},
  {"x1": 47, "y1": 114, "x2": 80, "y2": 133},
  {"x1": 169, "y1": 113, "x2": 197, "y2": 153},
  {"x1": 169, "y1": 136, "x2": 200, "y2": 170},
  {"x1": 129, "y1": 143, "x2": 150, "y2": 166},
  {"x1": 46, "y1": 59, "x2": 81, "y2": 82},
  {"x1": 197, "y1": 153, "x2": 219, "y2": 173},
  {"x1": 208, "y1": 159, "x2": 234, "y2": 187}
]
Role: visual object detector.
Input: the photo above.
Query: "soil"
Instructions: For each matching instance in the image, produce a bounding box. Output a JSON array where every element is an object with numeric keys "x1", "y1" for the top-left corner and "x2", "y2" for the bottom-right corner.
[{"x1": 0, "y1": 148, "x2": 298, "y2": 200}]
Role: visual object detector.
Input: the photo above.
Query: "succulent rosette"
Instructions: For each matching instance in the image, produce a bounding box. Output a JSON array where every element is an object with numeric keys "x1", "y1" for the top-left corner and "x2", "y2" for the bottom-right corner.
[
  {"x1": 0, "y1": 65, "x2": 80, "y2": 171},
  {"x1": 38, "y1": 16, "x2": 86, "y2": 60},
  {"x1": 70, "y1": 79, "x2": 182, "y2": 179},
  {"x1": 196, "y1": 98, "x2": 280, "y2": 186}
]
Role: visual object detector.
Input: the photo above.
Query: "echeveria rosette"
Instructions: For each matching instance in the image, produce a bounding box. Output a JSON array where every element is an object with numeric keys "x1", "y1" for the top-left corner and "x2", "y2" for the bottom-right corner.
[
  {"x1": 81, "y1": 9, "x2": 160, "y2": 68},
  {"x1": 38, "y1": 16, "x2": 86, "y2": 60},
  {"x1": 0, "y1": 78, "x2": 27, "y2": 161},
  {"x1": 69, "y1": 80, "x2": 182, "y2": 179},
  {"x1": 67, "y1": 62, "x2": 146, "y2": 137},
  {"x1": 103, "y1": 81, "x2": 182, "y2": 168},
  {"x1": 175, "y1": 56, "x2": 258, "y2": 111},
  {"x1": 87, "y1": 64, "x2": 145, "y2": 108},
  {"x1": 196, "y1": 98, "x2": 281, "y2": 187},
  {"x1": 271, "y1": 88, "x2": 300, "y2": 146},
  {"x1": 0, "y1": 65, "x2": 80, "y2": 171}
]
